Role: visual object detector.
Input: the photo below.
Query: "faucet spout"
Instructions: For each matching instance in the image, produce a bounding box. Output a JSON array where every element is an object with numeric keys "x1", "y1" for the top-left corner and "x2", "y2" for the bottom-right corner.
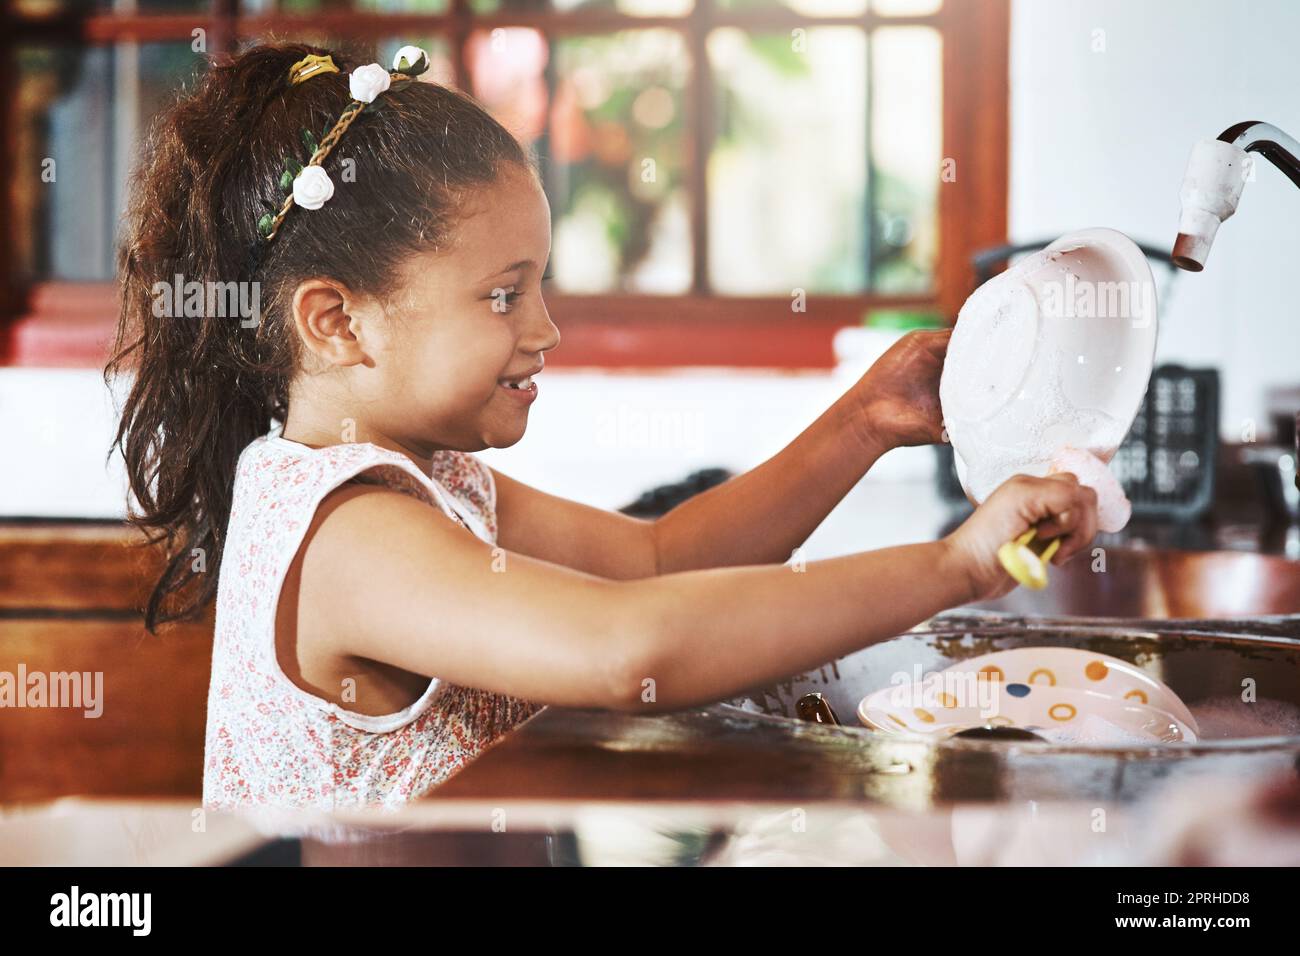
[
  {"x1": 1219, "y1": 121, "x2": 1300, "y2": 187},
  {"x1": 1172, "y1": 121, "x2": 1300, "y2": 271}
]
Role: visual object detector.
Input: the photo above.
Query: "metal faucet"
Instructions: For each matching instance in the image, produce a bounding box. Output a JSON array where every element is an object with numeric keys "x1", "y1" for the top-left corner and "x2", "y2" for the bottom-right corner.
[
  {"x1": 1171, "y1": 122, "x2": 1300, "y2": 495},
  {"x1": 1171, "y1": 121, "x2": 1300, "y2": 271}
]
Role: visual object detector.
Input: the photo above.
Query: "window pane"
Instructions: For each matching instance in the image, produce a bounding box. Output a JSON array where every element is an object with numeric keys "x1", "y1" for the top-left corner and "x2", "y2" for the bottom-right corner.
[
  {"x1": 15, "y1": 0, "x2": 212, "y2": 11},
  {"x1": 465, "y1": 28, "x2": 550, "y2": 144},
  {"x1": 869, "y1": 25, "x2": 940, "y2": 293},
  {"x1": 469, "y1": 29, "x2": 690, "y2": 294},
  {"x1": 357, "y1": 0, "x2": 449, "y2": 10},
  {"x1": 271, "y1": 0, "x2": 358, "y2": 13},
  {"x1": 268, "y1": 0, "x2": 451, "y2": 12},
  {"x1": 470, "y1": 0, "x2": 693, "y2": 14},
  {"x1": 15, "y1": 42, "x2": 205, "y2": 282},
  {"x1": 873, "y1": 0, "x2": 942, "y2": 15},
  {"x1": 708, "y1": 27, "x2": 867, "y2": 294},
  {"x1": 714, "y1": 0, "x2": 868, "y2": 16}
]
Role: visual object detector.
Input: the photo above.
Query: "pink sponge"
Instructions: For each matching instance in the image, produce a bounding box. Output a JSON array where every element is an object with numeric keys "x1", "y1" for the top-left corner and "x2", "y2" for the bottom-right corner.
[{"x1": 1048, "y1": 446, "x2": 1132, "y2": 533}]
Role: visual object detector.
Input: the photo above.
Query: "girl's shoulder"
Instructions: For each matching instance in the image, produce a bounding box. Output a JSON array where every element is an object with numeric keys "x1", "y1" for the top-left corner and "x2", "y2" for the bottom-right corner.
[
  {"x1": 235, "y1": 432, "x2": 497, "y2": 545},
  {"x1": 430, "y1": 449, "x2": 497, "y2": 539}
]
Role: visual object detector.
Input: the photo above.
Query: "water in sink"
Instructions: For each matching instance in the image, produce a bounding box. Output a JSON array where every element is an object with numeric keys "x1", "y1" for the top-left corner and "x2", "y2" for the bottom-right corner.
[
  {"x1": 1188, "y1": 696, "x2": 1300, "y2": 740},
  {"x1": 733, "y1": 625, "x2": 1300, "y2": 746}
]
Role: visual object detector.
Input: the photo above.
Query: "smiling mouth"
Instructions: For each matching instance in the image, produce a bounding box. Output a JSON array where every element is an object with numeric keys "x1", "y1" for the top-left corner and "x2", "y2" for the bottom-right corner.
[{"x1": 498, "y1": 374, "x2": 534, "y2": 390}]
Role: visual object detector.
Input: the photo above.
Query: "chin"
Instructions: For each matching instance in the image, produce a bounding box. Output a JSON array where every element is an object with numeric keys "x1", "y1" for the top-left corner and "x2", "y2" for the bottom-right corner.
[
  {"x1": 491, "y1": 430, "x2": 527, "y2": 449},
  {"x1": 481, "y1": 420, "x2": 529, "y2": 449}
]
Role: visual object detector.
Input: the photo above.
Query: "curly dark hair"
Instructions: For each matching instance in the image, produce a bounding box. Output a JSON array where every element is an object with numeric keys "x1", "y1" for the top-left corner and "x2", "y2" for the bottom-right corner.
[{"x1": 106, "y1": 42, "x2": 530, "y2": 631}]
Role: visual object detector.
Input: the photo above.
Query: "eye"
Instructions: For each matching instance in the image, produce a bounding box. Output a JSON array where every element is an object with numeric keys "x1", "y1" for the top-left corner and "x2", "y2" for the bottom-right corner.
[{"x1": 488, "y1": 286, "x2": 524, "y2": 312}]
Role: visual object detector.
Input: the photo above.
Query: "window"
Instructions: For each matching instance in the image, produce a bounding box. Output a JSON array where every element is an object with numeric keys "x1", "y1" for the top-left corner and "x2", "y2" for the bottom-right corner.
[{"x1": 2, "y1": 0, "x2": 1008, "y2": 366}]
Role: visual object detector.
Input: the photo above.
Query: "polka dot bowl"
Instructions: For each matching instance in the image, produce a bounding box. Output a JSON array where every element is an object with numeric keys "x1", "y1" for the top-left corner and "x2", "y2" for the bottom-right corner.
[
  {"x1": 857, "y1": 678, "x2": 1197, "y2": 745},
  {"x1": 938, "y1": 646, "x2": 1199, "y2": 734}
]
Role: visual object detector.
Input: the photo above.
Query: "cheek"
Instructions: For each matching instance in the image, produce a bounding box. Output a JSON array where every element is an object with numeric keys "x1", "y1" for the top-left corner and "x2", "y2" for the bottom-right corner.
[{"x1": 408, "y1": 321, "x2": 513, "y2": 405}]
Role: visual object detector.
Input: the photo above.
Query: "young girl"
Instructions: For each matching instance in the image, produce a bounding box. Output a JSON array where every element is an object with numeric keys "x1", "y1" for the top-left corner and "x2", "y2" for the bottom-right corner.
[{"x1": 109, "y1": 43, "x2": 1099, "y2": 813}]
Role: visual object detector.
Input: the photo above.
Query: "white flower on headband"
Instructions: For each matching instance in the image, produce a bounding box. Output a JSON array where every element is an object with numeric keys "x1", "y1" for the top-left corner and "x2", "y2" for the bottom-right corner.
[
  {"x1": 349, "y1": 63, "x2": 391, "y2": 104},
  {"x1": 292, "y1": 165, "x2": 335, "y2": 211},
  {"x1": 392, "y1": 46, "x2": 430, "y2": 75}
]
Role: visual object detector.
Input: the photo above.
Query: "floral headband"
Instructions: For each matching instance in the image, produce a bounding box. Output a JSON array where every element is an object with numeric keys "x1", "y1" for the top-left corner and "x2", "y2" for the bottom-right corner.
[{"x1": 251, "y1": 46, "x2": 431, "y2": 251}]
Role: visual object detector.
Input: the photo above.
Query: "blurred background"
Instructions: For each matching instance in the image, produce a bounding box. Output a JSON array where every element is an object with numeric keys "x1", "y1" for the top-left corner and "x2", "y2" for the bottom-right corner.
[
  {"x1": 2, "y1": 0, "x2": 1299, "y2": 803},
  {"x1": 2, "y1": 0, "x2": 1297, "y2": 517},
  {"x1": 2, "y1": 0, "x2": 995, "y2": 516}
]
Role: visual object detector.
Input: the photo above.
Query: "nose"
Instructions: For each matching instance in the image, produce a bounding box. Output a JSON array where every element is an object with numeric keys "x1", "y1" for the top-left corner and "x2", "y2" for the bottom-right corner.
[{"x1": 524, "y1": 300, "x2": 561, "y2": 355}]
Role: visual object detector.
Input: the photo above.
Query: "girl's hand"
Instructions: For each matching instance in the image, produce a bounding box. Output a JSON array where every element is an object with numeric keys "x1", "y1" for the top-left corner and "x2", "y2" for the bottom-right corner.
[
  {"x1": 846, "y1": 328, "x2": 951, "y2": 451},
  {"x1": 943, "y1": 473, "x2": 1100, "y2": 602}
]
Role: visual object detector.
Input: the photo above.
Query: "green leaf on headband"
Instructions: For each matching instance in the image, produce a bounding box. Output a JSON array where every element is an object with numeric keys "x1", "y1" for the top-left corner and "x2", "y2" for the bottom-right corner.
[
  {"x1": 278, "y1": 159, "x2": 304, "y2": 194},
  {"x1": 257, "y1": 213, "x2": 275, "y2": 238},
  {"x1": 394, "y1": 52, "x2": 429, "y2": 77},
  {"x1": 301, "y1": 128, "x2": 319, "y2": 156}
]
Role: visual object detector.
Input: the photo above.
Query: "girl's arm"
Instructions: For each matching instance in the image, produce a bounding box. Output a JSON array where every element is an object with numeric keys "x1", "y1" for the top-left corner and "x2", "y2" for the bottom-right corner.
[
  {"x1": 489, "y1": 386, "x2": 881, "y2": 580},
  {"x1": 494, "y1": 329, "x2": 951, "y2": 578},
  {"x1": 491, "y1": 469, "x2": 659, "y2": 580},
  {"x1": 298, "y1": 469, "x2": 1096, "y2": 712}
]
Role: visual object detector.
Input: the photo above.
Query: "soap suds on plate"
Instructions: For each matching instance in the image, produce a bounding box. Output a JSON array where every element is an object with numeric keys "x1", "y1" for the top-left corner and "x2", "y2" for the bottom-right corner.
[
  {"x1": 940, "y1": 231, "x2": 1156, "y2": 511},
  {"x1": 1035, "y1": 713, "x2": 1169, "y2": 747},
  {"x1": 949, "y1": 335, "x2": 1129, "y2": 504}
]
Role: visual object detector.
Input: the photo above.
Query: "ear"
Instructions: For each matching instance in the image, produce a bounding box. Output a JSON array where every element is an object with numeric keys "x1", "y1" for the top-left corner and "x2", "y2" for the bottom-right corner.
[{"x1": 291, "y1": 279, "x2": 371, "y2": 368}]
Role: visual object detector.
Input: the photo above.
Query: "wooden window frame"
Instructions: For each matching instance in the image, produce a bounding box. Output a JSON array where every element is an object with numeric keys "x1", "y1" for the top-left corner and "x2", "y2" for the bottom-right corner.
[{"x1": 0, "y1": 0, "x2": 1008, "y2": 369}]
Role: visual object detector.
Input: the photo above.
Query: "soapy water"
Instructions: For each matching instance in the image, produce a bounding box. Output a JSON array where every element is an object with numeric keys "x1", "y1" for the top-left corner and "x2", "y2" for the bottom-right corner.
[
  {"x1": 968, "y1": 698, "x2": 1300, "y2": 747},
  {"x1": 1034, "y1": 714, "x2": 1173, "y2": 747},
  {"x1": 740, "y1": 693, "x2": 1300, "y2": 746},
  {"x1": 1187, "y1": 696, "x2": 1300, "y2": 741}
]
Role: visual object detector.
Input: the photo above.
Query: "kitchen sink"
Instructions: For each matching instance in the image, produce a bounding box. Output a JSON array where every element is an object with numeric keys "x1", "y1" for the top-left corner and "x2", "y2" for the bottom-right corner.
[
  {"x1": 726, "y1": 621, "x2": 1300, "y2": 805},
  {"x1": 974, "y1": 547, "x2": 1300, "y2": 619}
]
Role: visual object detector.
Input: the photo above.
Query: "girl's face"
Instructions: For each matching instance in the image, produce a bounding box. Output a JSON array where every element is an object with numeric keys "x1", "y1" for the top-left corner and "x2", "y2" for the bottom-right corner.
[{"x1": 369, "y1": 163, "x2": 560, "y2": 455}]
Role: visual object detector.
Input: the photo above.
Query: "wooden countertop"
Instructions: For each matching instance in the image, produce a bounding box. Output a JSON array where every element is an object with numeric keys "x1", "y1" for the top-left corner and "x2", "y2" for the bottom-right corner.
[{"x1": 432, "y1": 705, "x2": 895, "y2": 803}]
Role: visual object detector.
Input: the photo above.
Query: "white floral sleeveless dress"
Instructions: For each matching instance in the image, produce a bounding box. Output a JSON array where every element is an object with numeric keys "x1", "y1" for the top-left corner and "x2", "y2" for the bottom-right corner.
[{"x1": 202, "y1": 430, "x2": 541, "y2": 814}]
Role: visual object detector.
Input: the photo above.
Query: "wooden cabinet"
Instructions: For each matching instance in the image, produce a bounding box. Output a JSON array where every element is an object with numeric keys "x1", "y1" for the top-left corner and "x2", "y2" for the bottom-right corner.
[{"x1": 0, "y1": 524, "x2": 211, "y2": 802}]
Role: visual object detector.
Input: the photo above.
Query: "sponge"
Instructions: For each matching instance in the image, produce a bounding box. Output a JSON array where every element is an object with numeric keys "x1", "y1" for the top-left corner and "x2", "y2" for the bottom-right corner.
[{"x1": 1048, "y1": 446, "x2": 1132, "y2": 533}]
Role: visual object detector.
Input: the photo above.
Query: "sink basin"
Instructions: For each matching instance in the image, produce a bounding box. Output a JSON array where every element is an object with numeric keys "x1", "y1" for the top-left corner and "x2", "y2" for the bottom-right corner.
[
  {"x1": 727, "y1": 622, "x2": 1300, "y2": 805},
  {"x1": 974, "y1": 547, "x2": 1300, "y2": 618}
]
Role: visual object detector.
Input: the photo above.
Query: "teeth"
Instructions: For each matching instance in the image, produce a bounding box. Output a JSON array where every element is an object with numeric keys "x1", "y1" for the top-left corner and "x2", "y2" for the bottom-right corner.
[{"x1": 503, "y1": 375, "x2": 533, "y2": 389}]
